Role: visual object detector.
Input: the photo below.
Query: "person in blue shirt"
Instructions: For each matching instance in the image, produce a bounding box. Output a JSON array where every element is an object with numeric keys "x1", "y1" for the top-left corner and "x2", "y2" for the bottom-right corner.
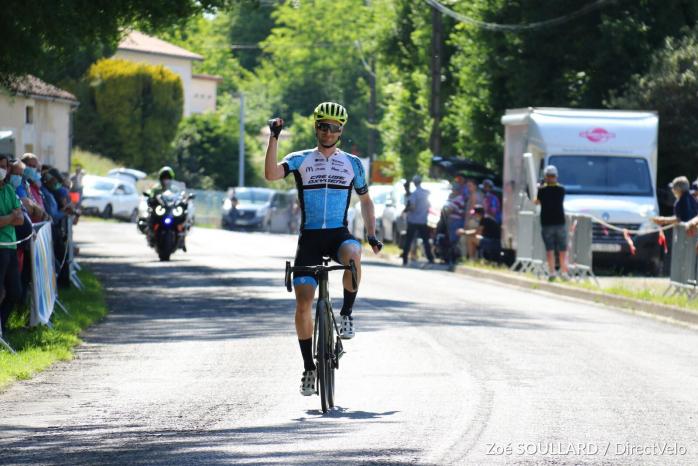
[
  {"x1": 653, "y1": 176, "x2": 698, "y2": 226},
  {"x1": 264, "y1": 102, "x2": 382, "y2": 397}
]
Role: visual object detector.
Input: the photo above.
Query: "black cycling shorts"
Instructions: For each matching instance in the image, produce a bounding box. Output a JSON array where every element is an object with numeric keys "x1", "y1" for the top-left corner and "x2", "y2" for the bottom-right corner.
[{"x1": 293, "y1": 227, "x2": 360, "y2": 287}]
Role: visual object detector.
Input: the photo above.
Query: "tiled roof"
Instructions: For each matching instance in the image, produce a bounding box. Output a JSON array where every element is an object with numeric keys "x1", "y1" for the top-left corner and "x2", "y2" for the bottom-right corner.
[
  {"x1": 118, "y1": 30, "x2": 203, "y2": 61},
  {"x1": 7, "y1": 75, "x2": 77, "y2": 103}
]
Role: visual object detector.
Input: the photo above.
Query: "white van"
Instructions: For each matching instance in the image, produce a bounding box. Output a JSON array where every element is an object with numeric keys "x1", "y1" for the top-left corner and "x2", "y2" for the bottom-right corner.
[{"x1": 501, "y1": 107, "x2": 662, "y2": 273}]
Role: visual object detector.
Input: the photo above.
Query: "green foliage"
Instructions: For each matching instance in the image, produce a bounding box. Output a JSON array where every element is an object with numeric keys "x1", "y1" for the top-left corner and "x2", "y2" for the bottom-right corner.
[
  {"x1": 444, "y1": 0, "x2": 698, "y2": 170},
  {"x1": 0, "y1": 271, "x2": 107, "y2": 389},
  {"x1": 254, "y1": 0, "x2": 394, "y2": 159},
  {"x1": 0, "y1": 0, "x2": 226, "y2": 84},
  {"x1": 608, "y1": 30, "x2": 698, "y2": 187},
  {"x1": 71, "y1": 148, "x2": 121, "y2": 176},
  {"x1": 158, "y1": 11, "x2": 251, "y2": 96},
  {"x1": 74, "y1": 58, "x2": 183, "y2": 173},
  {"x1": 171, "y1": 110, "x2": 258, "y2": 190},
  {"x1": 228, "y1": 1, "x2": 277, "y2": 71}
]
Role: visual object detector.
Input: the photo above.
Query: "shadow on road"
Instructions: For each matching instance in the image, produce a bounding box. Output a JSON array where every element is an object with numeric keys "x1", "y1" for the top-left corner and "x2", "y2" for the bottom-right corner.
[
  {"x1": 75, "y1": 241, "x2": 553, "y2": 349},
  {"x1": 0, "y1": 421, "x2": 424, "y2": 465}
]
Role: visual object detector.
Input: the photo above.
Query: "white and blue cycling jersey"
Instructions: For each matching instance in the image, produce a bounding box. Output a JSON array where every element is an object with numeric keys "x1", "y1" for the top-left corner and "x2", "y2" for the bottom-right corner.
[{"x1": 282, "y1": 148, "x2": 368, "y2": 230}]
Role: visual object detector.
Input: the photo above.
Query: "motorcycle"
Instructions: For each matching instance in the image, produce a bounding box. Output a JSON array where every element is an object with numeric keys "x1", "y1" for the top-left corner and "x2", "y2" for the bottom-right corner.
[{"x1": 140, "y1": 190, "x2": 194, "y2": 261}]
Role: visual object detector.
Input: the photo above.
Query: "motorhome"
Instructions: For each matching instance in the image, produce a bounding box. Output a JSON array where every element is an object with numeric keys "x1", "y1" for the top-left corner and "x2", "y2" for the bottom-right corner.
[{"x1": 501, "y1": 107, "x2": 661, "y2": 273}]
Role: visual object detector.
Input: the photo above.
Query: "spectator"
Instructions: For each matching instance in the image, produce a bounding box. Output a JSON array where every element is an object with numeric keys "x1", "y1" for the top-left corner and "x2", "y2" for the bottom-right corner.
[
  {"x1": 446, "y1": 181, "x2": 466, "y2": 244},
  {"x1": 48, "y1": 168, "x2": 75, "y2": 214},
  {"x1": 0, "y1": 155, "x2": 25, "y2": 335},
  {"x1": 481, "y1": 179, "x2": 502, "y2": 224},
  {"x1": 70, "y1": 165, "x2": 84, "y2": 205},
  {"x1": 535, "y1": 165, "x2": 570, "y2": 281},
  {"x1": 453, "y1": 174, "x2": 467, "y2": 197},
  {"x1": 652, "y1": 176, "x2": 698, "y2": 225},
  {"x1": 11, "y1": 159, "x2": 47, "y2": 222},
  {"x1": 401, "y1": 175, "x2": 434, "y2": 266},
  {"x1": 20, "y1": 153, "x2": 46, "y2": 213},
  {"x1": 462, "y1": 178, "x2": 483, "y2": 258},
  {"x1": 458, "y1": 205, "x2": 501, "y2": 262}
]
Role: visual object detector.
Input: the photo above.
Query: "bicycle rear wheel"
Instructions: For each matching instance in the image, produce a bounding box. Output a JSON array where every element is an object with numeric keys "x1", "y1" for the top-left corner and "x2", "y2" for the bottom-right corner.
[{"x1": 315, "y1": 300, "x2": 334, "y2": 413}]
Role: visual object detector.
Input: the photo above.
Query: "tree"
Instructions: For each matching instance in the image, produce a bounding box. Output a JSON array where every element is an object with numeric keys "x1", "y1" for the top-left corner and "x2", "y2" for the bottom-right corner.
[
  {"x1": 170, "y1": 111, "x2": 257, "y2": 190},
  {"x1": 157, "y1": 10, "x2": 252, "y2": 96},
  {"x1": 0, "y1": 0, "x2": 226, "y2": 84},
  {"x1": 442, "y1": 0, "x2": 698, "y2": 169},
  {"x1": 253, "y1": 0, "x2": 394, "y2": 160},
  {"x1": 608, "y1": 30, "x2": 698, "y2": 187},
  {"x1": 74, "y1": 59, "x2": 183, "y2": 172}
]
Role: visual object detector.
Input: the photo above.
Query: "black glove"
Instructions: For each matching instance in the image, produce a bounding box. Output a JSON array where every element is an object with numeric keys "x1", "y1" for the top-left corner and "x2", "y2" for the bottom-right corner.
[
  {"x1": 367, "y1": 235, "x2": 383, "y2": 252},
  {"x1": 268, "y1": 118, "x2": 283, "y2": 139}
]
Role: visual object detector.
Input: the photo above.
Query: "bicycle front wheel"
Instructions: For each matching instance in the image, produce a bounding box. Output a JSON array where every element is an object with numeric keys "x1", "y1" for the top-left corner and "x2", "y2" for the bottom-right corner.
[{"x1": 316, "y1": 299, "x2": 334, "y2": 413}]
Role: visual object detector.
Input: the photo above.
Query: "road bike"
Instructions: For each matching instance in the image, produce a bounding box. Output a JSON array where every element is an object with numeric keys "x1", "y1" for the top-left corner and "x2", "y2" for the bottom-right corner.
[{"x1": 285, "y1": 259, "x2": 357, "y2": 413}]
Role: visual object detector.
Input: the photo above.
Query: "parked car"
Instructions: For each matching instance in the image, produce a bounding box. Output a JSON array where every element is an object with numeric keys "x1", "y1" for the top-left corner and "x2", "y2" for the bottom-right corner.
[
  {"x1": 221, "y1": 187, "x2": 275, "y2": 230},
  {"x1": 81, "y1": 175, "x2": 141, "y2": 221},
  {"x1": 263, "y1": 190, "x2": 299, "y2": 234},
  {"x1": 107, "y1": 167, "x2": 147, "y2": 184},
  {"x1": 349, "y1": 184, "x2": 394, "y2": 241}
]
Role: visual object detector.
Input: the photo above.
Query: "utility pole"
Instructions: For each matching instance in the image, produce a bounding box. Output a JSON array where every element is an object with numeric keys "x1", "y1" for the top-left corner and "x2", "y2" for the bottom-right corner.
[
  {"x1": 238, "y1": 93, "x2": 245, "y2": 187},
  {"x1": 430, "y1": 5, "x2": 443, "y2": 157},
  {"x1": 367, "y1": 58, "x2": 376, "y2": 163}
]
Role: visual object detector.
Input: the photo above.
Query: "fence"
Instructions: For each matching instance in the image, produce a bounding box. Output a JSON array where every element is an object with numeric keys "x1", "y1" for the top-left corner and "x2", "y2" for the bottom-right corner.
[
  {"x1": 189, "y1": 189, "x2": 227, "y2": 227},
  {"x1": 510, "y1": 210, "x2": 596, "y2": 282},
  {"x1": 665, "y1": 224, "x2": 698, "y2": 298}
]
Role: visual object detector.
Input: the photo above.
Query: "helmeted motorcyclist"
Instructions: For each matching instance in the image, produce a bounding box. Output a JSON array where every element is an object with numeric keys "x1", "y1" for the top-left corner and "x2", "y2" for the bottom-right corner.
[{"x1": 146, "y1": 166, "x2": 176, "y2": 198}]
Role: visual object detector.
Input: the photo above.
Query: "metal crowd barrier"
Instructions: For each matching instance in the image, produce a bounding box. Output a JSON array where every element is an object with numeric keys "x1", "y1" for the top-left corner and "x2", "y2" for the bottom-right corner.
[
  {"x1": 665, "y1": 224, "x2": 698, "y2": 298},
  {"x1": 567, "y1": 214, "x2": 598, "y2": 284},
  {"x1": 511, "y1": 211, "x2": 596, "y2": 282},
  {"x1": 510, "y1": 211, "x2": 547, "y2": 277}
]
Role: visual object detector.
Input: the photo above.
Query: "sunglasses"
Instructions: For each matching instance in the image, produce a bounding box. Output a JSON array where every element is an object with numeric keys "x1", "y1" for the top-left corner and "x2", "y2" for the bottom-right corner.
[{"x1": 316, "y1": 122, "x2": 343, "y2": 133}]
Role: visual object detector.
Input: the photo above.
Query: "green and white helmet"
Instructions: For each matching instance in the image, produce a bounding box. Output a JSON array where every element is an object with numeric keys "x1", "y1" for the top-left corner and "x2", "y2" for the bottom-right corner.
[
  {"x1": 313, "y1": 102, "x2": 348, "y2": 125},
  {"x1": 158, "y1": 166, "x2": 175, "y2": 180}
]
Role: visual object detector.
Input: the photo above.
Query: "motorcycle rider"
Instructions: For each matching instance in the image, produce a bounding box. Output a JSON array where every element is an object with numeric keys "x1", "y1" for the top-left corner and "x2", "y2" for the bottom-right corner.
[
  {"x1": 143, "y1": 166, "x2": 187, "y2": 250},
  {"x1": 146, "y1": 166, "x2": 176, "y2": 197}
]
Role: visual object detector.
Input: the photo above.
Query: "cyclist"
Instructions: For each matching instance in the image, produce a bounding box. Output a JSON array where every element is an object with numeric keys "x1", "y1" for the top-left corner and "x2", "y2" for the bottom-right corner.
[{"x1": 265, "y1": 102, "x2": 383, "y2": 396}]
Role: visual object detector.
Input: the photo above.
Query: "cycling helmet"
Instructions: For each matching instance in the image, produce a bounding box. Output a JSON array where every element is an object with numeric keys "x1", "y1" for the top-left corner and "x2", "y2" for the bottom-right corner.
[
  {"x1": 313, "y1": 102, "x2": 348, "y2": 125},
  {"x1": 158, "y1": 166, "x2": 175, "y2": 180}
]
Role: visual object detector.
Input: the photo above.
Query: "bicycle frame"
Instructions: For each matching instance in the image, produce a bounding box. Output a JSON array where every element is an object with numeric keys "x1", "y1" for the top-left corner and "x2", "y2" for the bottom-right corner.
[{"x1": 285, "y1": 259, "x2": 356, "y2": 413}]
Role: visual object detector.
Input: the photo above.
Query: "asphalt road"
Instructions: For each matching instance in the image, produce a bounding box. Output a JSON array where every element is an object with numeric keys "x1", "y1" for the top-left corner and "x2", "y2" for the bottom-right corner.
[{"x1": 1, "y1": 221, "x2": 697, "y2": 465}]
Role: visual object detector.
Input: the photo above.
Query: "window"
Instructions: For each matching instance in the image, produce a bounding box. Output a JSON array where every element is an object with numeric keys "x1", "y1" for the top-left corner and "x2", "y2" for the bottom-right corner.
[
  {"x1": 25, "y1": 106, "x2": 34, "y2": 124},
  {"x1": 24, "y1": 144, "x2": 34, "y2": 153},
  {"x1": 549, "y1": 155, "x2": 653, "y2": 196}
]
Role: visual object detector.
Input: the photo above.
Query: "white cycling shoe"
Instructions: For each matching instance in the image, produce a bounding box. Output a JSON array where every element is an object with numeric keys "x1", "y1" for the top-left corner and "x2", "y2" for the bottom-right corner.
[
  {"x1": 339, "y1": 315, "x2": 355, "y2": 340},
  {"x1": 300, "y1": 369, "x2": 317, "y2": 396}
]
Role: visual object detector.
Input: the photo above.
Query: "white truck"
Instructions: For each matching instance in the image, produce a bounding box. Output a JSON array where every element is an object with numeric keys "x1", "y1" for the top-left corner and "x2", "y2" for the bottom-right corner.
[{"x1": 501, "y1": 107, "x2": 662, "y2": 273}]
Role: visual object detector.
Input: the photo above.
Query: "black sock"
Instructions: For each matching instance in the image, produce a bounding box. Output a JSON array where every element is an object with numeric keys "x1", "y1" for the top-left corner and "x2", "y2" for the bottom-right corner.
[
  {"x1": 299, "y1": 338, "x2": 315, "y2": 371},
  {"x1": 340, "y1": 288, "x2": 357, "y2": 316}
]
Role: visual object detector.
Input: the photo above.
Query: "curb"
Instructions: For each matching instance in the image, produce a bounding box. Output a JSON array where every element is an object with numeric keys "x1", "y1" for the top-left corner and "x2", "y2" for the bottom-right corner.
[
  {"x1": 368, "y1": 247, "x2": 698, "y2": 328},
  {"x1": 452, "y1": 264, "x2": 698, "y2": 328}
]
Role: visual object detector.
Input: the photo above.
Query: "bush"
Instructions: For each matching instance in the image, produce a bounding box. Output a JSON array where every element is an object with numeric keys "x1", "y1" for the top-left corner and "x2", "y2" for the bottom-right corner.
[{"x1": 74, "y1": 58, "x2": 183, "y2": 173}]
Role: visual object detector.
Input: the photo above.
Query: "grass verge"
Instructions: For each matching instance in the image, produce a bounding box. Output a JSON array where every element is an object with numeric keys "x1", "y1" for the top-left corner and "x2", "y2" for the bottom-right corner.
[
  {"x1": 0, "y1": 270, "x2": 107, "y2": 390},
  {"x1": 71, "y1": 148, "x2": 121, "y2": 176}
]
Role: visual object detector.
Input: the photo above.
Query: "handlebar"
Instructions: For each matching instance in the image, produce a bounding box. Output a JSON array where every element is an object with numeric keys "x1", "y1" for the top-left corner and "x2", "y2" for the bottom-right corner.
[{"x1": 285, "y1": 260, "x2": 357, "y2": 292}]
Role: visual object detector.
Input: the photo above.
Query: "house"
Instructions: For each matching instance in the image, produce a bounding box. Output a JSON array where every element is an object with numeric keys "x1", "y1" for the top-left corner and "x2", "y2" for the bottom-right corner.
[
  {"x1": 0, "y1": 75, "x2": 79, "y2": 171},
  {"x1": 114, "y1": 31, "x2": 221, "y2": 116}
]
